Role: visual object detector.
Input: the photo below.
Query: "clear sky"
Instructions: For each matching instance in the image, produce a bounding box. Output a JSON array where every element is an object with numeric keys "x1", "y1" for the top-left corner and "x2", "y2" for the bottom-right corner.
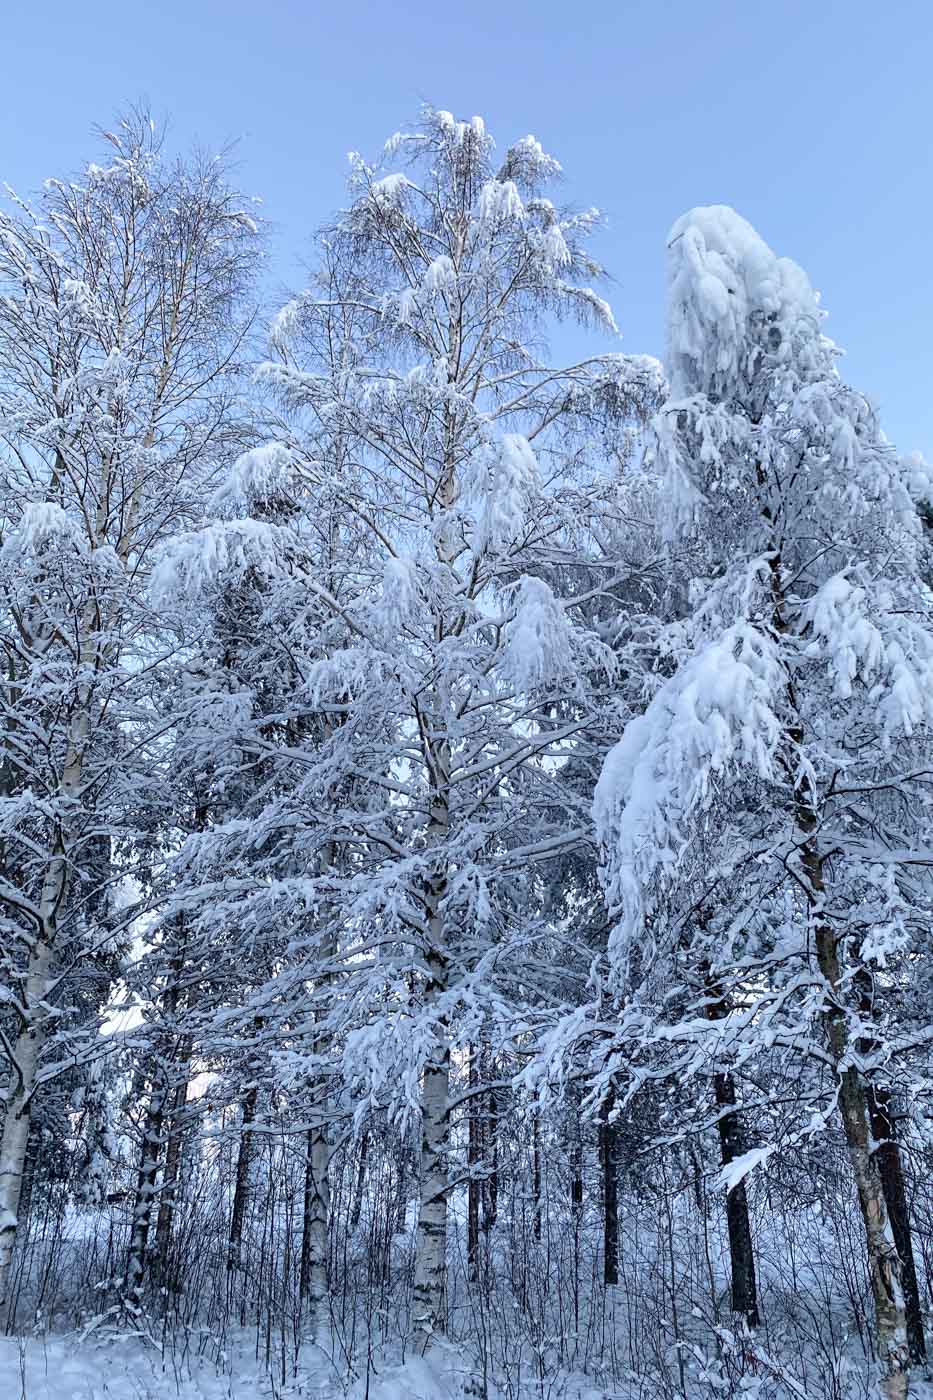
[{"x1": 2, "y1": 0, "x2": 930, "y2": 453}]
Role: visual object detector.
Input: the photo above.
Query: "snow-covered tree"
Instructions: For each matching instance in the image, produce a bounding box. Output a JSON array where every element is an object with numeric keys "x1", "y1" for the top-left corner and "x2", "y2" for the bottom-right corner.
[
  {"x1": 0, "y1": 109, "x2": 260, "y2": 1303},
  {"x1": 155, "y1": 105, "x2": 662, "y2": 1344},
  {"x1": 595, "y1": 205, "x2": 933, "y2": 1399},
  {"x1": 7, "y1": 88, "x2": 933, "y2": 1400}
]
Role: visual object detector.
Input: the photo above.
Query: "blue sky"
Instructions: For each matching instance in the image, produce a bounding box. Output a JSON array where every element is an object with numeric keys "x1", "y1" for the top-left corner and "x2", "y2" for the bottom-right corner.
[{"x1": 2, "y1": 0, "x2": 930, "y2": 452}]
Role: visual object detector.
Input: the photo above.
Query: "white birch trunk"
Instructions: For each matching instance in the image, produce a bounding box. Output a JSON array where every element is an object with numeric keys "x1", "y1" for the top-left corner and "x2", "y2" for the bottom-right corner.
[
  {"x1": 301, "y1": 1122, "x2": 331, "y2": 1339},
  {"x1": 0, "y1": 934, "x2": 54, "y2": 1309},
  {"x1": 123, "y1": 1077, "x2": 167, "y2": 1313},
  {"x1": 813, "y1": 893, "x2": 909, "y2": 1400},
  {"x1": 300, "y1": 836, "x2": 336, "y2": 1339},
  {"x1": 0, "y1": 672, "x2": 90, "y2": 1308},
  {"x1": 411, "y1": 950, "x2": 450, "y2": 1342},
  {"x1": 410, "y1": 277, "x2": 465, "y2": 1344},
  {"x1": 411, "y1": 777, "x2": 451, "y2": 1343},
  {"x1": 765, "y1": 540, "x2": 909, "y2": 1400}
]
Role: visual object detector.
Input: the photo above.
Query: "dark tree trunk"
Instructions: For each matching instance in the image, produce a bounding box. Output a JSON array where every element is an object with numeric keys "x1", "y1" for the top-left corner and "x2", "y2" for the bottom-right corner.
[
  {"x1": 395, "y1": 1140, "x2": 410, "y2": 1235},
  {"x1": 153, "y1": 1059, "x2": 190, "y2": 1292},
  {"x1": 701, "y1": 964, "x2": 761, "y2": 1330},
  {"x1": 483, "y1": 1079, "x2": 500, "y2": 1235},
  {"x1": 713, "y1": 1068, "x2": 761, "y2": 1329},
  {"x1": 570, "y1": 1109, "x2": 583, "y2": 1216},
  {"x1": 467, "y1": 1047, "x2": 481, "y2": 1282},
  {"x1": 532, "y1": 1112, "x2": 542, "y2": 1243},
  {"x1": 299, "y1": 1127, "x2": 315, "y2": 1300},
  {"x1": 15, "y1": 1126, "x2": 41, "y2": 1240},
  {"x1": 599, "y1": 1087, "x2": 618, "y2": 1286},
  {"x1": 227, "y1": 1085, "x2": 258, "y2": 1273},
  {"x1": 124, "y1": 919, "x2": 191, "y2": 1310},
  {"x1": 349, "y1": 1130, "x2": 369, "y2": 1232},
  {"x1": 144, "y1": 917, "x2": 191, "y2": 1297}
]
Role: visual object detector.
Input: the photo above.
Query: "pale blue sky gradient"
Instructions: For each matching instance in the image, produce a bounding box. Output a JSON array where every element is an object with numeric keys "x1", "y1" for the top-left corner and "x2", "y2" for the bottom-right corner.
[{"x1": 2, "y1": 1, "x2": 931, "y2": 451}]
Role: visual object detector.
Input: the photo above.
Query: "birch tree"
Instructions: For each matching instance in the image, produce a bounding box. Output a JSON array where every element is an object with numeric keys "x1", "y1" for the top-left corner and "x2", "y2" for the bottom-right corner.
[
  {"x1": 0, "y1": 109, "x2": 259, "y2": 1304},
  {"x1": 251, "y1": 107, "x2": 660, "y2": 1343},
  {"x1": 155, "y1": 106, "x2": 661, "y2": 1346}
]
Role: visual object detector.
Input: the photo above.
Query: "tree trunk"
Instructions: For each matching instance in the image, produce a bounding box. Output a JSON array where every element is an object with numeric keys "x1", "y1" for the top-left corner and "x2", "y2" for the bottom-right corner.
[
  {"x1": 467, "y1": 1047, "x2": 481, "y2": 1284},
  {"x1": 15, "y1": 1127, "x2": 40, "y2": 1243},
  {"x1": 153, "y1": 1060, "x2": 190, "y2": 1292},
  {"x1": 0, "y1": 935, "x2": 55, "y2": 1310},
  {"x1": 227, "y1": 1084, "x2": 258, "y2": 1273},
  {"x1": 124, "y1": 1077, "x2": 166, "y2": 1312},
  {"x1": 570, "y1": 1098, "x2": 583, "y2": 1217},
  {"x1": 797, "y1": 761, "x2": 909, "y2": 1398},
  {"x1": 599, "y1": 1088, "x2": 619, "y2": 1286},
  {"x1": 702, "y1": 971, "x2": 761, "y2": 1329},
  {"x1": 409, "y1": 274, "x2": 475, "y2": 1342},
  {"x1": 395, "y1": 1139, "x2": 410, "y2": 1235},
  {"x1": 532, "y1": 1111, "x2": 543, "y2": 1244},
  {"x1": 298, "y1": 838, "x2": 335, "y2": 1334},
  {"x1": 713, "y1": 1069, "x2": 761, "y2": 1328},
  {"x1": 866, "y1": 1082, "x2": 926, "y2": 1366},
  {"x1": 348, "y1": 1130, "x2": 369, "y2": 1232},
  {"x1": 830, "y1": 1060, "x2": 909, "y2": 1398},
  {"x1": 484, "y1": 1080, "x2": 499, "y2": 1235},
  {"x1": 763, "y1": 531, "x2": 909, "y2": 1399},
  {"x1": 411, "y1": 965, "x2": 450, "y2": 1342},
  {"x1": 856, "y1": 968, "x2": 925, "y2": 1366},
  {"x1": 0, "y1": 623, "x2": 93, "y2": 1307},
  {"x1": 140, "y1": 925, "x2": 191, "y2": 1299},
  {"x1": 299, "y1": 1118, "x2": 331, "y2": 1331},
  {"x1": 411, "y1": 716, "x2": 453, "y2": 1344}
]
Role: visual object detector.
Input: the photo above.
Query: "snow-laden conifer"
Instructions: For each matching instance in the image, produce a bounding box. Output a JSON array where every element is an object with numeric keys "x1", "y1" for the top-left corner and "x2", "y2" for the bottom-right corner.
[{"x1": 596, "y1": 206, "x2": 933, "y2": 1398}]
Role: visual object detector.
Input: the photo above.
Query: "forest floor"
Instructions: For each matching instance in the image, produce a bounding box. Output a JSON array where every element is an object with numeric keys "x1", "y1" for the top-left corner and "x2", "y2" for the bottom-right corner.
[
  {"x1": 7, "y1": 1326, "x2": 933, "y2": 1400},
  {"x1": 0, "y1": 1332, "x2": 318, "y2": 1400},
  {"x1": 0, "y1": 1331, "x2": 615, "y2": 1400}
]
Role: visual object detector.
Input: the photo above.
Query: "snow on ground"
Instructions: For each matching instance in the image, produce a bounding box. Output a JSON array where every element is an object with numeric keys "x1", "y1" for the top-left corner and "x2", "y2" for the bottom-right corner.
[
  {"x1": 0, "y1": 1333, "x2": 617, "y2": 1400},
  {"x1": 0, "y1": 1333, "x2": 321, "y2": 1400}
]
